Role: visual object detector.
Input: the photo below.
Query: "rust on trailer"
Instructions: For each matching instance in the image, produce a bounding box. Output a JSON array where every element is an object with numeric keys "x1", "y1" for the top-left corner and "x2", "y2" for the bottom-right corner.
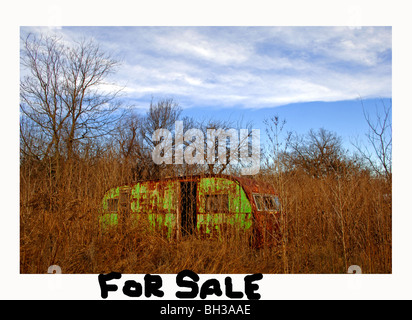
[{"x1": 99, "y1": 174, "x2": 281, "y2": 247}]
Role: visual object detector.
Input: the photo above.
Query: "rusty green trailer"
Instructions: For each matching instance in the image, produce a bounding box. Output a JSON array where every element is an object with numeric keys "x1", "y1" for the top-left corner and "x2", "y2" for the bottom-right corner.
[{"x1": 99, "y1": 174, "x2": 281, "y2": 247}]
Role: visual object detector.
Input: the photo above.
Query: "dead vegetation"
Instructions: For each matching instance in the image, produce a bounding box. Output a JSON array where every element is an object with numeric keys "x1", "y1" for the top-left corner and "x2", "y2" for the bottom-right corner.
[
  {"x1": 19, "y1": 33, "x2": 391, "y2": 274},
  {"x1": 19, "y1": 152, "x2": 391, "y2": 274}
]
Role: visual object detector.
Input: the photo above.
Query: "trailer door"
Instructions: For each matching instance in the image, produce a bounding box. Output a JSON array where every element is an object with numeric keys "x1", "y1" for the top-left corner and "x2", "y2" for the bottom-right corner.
[{"x1": 180, "y1": 181, "x2": 197, "y2": 235}]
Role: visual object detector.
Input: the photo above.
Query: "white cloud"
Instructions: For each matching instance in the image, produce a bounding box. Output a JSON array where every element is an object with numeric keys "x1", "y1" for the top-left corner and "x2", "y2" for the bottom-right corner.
[
  {"x1": 153, "y1": 28, "x2": 252, "y2": 65},
  {"x1": 20, "y1": 26, "x2": 391, "y2": 110}
]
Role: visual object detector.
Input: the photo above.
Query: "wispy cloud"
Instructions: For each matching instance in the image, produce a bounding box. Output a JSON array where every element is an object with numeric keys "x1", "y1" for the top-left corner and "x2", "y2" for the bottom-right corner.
[{"x1": 20, "y1": 26, "x2": 392, "y2": 110}]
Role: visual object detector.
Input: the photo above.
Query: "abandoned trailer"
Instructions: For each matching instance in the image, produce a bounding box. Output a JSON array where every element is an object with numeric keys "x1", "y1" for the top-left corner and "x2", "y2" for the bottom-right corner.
[{"x1": 99, "y1": 174, "x2": 281, "y2": 247}]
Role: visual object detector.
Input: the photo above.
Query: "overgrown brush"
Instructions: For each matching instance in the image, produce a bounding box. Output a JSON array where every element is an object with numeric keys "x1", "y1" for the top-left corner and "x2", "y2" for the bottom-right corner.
[{"x1": 20, "y1": 157, "x2": 391, "y2": 274}]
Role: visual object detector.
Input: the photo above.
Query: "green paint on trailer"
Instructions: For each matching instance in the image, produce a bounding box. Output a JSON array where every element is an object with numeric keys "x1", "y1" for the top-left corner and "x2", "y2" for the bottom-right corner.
[
  {"x1": 99, "y1": 213, "x2": 118, "y2": 228},
  {"x1": 100, "y1": 176, "x2": 255, "y2": 240},
  {"x1": 196, "y1": 177, "x2": 252, "y2": 235}
]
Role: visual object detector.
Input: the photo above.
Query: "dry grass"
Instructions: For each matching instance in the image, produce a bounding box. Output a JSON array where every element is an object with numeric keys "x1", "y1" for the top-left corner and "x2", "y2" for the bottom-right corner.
[
  {"x1": 271, "y1": 170, "x2": 391, "y2": 273},
  {"x1": 20, "y1": 159, "x2": 391, "y2": 274}
]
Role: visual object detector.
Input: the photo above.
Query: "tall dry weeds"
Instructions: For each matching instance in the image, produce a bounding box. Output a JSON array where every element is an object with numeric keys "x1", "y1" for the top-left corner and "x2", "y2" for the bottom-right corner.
[{"x1": 20, "y1": 155, "x2": 391, "y2": 274}]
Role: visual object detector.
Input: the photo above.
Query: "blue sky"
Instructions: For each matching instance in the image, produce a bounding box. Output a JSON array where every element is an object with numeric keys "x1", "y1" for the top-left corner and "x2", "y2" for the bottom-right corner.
[{"x1": 20, "y1": 26, "x2": 392, "y2": 153}]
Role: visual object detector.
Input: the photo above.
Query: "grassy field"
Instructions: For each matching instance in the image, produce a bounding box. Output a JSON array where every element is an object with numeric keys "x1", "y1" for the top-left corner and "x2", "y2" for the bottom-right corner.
[{"x1": 20, "y1": 159, "x2": 391, "y2": 274}]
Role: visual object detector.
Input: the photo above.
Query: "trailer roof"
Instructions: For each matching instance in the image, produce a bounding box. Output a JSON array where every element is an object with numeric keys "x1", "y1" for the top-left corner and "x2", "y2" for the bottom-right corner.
[{"x1": 125, "y1": 174, "x2": 277, "y2": 197}]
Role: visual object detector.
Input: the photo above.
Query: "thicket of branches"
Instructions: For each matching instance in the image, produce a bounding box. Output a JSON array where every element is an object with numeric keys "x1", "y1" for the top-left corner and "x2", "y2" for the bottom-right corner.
[{"x1": 20, "y1": 34, "x2": 391, "y2": 274}]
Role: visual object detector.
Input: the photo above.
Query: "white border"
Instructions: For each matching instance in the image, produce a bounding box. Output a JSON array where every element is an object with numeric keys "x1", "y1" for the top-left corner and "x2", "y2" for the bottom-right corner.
[{"x1": 2, "y1": 0, "x2": 411, "y2": 300}]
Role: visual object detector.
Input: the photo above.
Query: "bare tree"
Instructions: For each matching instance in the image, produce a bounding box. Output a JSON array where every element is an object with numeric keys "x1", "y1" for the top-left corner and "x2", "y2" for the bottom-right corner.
[
  {"x1": 285, "y1": 128, "x2": 350, "y2": 178},
  {"x1": 136, "y1": 98, "x2": 257, "y2": 177},
  {"x1": 185, "y1": 117, "x2": 256, "y2": 176},
  {"x1": 141, "y1": 98, "x2": 182, "y2": 149},
  {"x1": 20, "y1": 33, "x2": 124, "y2": 168},
  {"x1": 200, "y1": 118, "x2": 236, "y2": 175},
  {"x1": 353, "y1": 99, "x2": 392, "y2": 179},
  {"x1": 114, "y1": 111, "x2": 144, "y2": 160},
  {"x1": 139, "y1": 98, "x2": 182, "y2": 178}
]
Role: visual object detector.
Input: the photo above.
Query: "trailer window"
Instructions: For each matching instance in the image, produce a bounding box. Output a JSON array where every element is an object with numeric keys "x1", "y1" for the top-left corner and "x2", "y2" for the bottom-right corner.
[
  {"x1": 254, "y1": 194, "x2": 280, "y2": 211},
  {"x1": 264, "y1": 195, "x2": 280, "y2": 211},
  {"x1": 253, "y1": 194, "x2": 264, "y2": 211},
  {"x1": 107, "y1": 199, "x2": 118, "y2": 212},
  {"x1": 206, "y1": 194, "x2": 229, "y2": 212}
]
